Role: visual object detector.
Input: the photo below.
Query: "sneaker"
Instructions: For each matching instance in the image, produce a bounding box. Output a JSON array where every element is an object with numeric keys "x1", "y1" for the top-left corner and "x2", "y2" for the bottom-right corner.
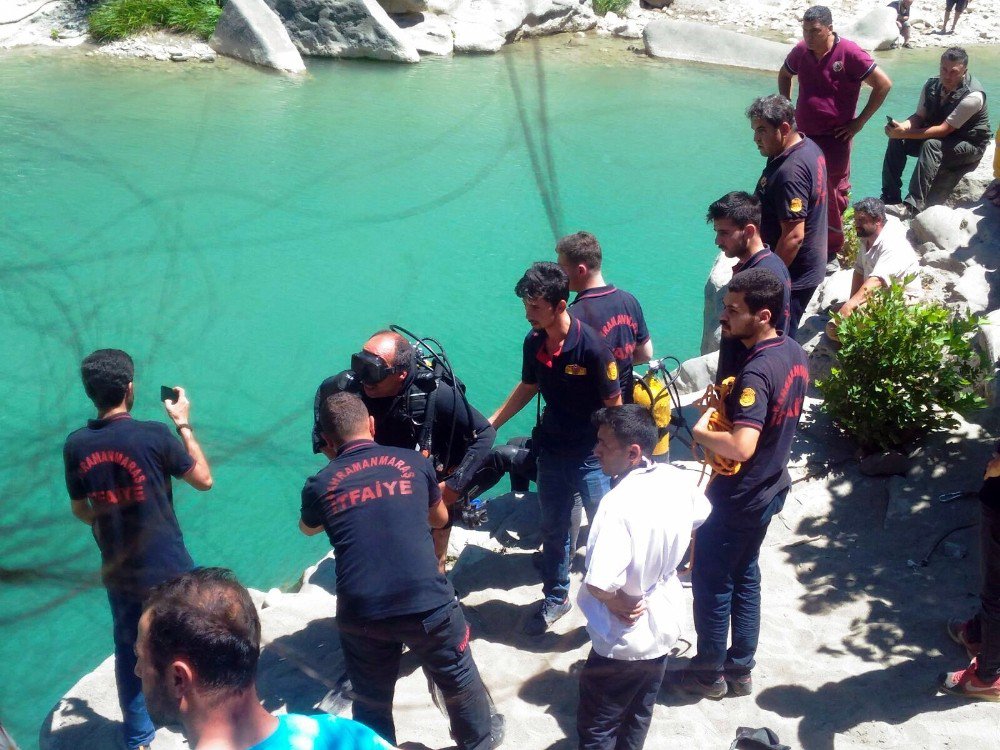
[
  {"x1": 677, "y1": 670, "x2": 727, "y2": 699},
  {"x1": 523, "y1": 598, "x2": 571, "y2": 635},
  {"x1": 884, "y1": 202, "x2": 916, "y2": 220},
  {"x1": 938, "y1": 659, "x2": 1000, "y2": 702},
  {"x1": 947, "y1": 618, "x2": 981, "y2": 658},
  {"x1": 725, "y1": 671, "x2": 753, "y2": 696},
  {"x1": 489, "y1": 711, "x2": 506, "y2": 749},
  {"x1": 825, "y1": 259, "x2": 841, "y2": 275}
]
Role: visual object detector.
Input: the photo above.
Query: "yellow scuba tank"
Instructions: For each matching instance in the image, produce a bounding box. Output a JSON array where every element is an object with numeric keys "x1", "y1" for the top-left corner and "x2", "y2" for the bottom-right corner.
[{"x1": 633, "y1": 369, "x2": 672, "y2": 459}]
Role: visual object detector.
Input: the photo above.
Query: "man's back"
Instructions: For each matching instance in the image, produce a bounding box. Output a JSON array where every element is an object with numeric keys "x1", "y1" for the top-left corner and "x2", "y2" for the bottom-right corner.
[
  {"x1": 299, "y1": 440, "x2": 453, "y2": 620},
  {"x1": 63, "y1": 413, "x2": 194, "y2": 594}
]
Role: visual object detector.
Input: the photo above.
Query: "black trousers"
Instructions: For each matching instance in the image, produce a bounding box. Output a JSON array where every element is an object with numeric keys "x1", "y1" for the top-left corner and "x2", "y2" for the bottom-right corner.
[
  {"x1": 787, "y1": 286, "x2": 816, "y2": 340},
  {"x1": 576, "y1": 648, "x2": 668, "y2": 750},
  {"x1": 337, "y1": 599, "x2": 492, "y2": 750},
  {"x1": 881, "y1": 135, "x2": 984, "y2": 210},
  {"x1": 967, "y1": 503, "x2": 1000, "y2": 679}
]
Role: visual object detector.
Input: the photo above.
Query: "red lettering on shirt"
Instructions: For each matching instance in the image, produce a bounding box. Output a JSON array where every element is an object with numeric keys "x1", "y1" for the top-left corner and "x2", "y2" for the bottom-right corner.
[
  {"x1": 600, "y1": 314, "x2": 638, "y2": 338},
  {"x1": 77, "y1": 450, "x2": 148, "y2": 505},
  {"x1": 770, "y1": 364, "x2": 810, "y2": 427}
]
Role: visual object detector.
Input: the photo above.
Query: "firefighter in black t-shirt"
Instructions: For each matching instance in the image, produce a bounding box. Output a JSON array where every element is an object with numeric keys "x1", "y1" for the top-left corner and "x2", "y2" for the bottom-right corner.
[
  {"x1": 300, "y1": 391, "x2": 495, "y2": 749},
  {"x1": 64, "y1": 349, "x2": 213, "y2": 750}
]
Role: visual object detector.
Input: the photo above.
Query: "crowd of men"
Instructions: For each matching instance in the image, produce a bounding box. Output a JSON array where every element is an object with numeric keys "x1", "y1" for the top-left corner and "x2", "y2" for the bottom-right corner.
[{"x1": 62, "y1": 6, "x2": 1000, "y2": 750}]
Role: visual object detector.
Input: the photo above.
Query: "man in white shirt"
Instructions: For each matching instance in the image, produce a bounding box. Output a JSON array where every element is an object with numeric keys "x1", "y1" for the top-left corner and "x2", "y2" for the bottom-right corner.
[
  {"x1": 828, "y1": 197, "x2": 921, "y2": 340},
  {"x1": 576, "y1": 405, "x2": 709, "y2": 750},
  {"x1": 881, "y1": 47, "x2": 991, "y2": 218}
]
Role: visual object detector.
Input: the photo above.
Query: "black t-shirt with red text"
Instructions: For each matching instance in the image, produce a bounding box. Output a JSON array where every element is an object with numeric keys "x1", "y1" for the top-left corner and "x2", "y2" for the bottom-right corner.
[
  {"x1": 755, "y1": 137, "x2": 828, "y2": 291},
  {"x1": 300, "y1": 439, "x2": 453, "y2": 620},
  {"x1": 569, "y1": 285, "x2": 650, "y2": 402},
  {"x1": 521, "y1": 315, "x2": 621, "y2": 456},
  {"x1": 707, "y1": 336, "x2": 809, "y2": 525},
  {"x1": 63, "y1": 414, "x2": 195, "y2": 595}
]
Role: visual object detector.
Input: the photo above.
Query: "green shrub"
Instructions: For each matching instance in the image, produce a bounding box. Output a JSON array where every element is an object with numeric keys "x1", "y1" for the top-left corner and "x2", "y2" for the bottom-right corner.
[
  {"x1": 88, "y1": 0, "x2": 223, "y2": 41},
  {"x1": 593, "y1": 0, "x2": 632, "y2": 15},
  {"x1": 817, "y1": 280, "x2": 989, "y2": 452},
  {"x1": 839, "y1": 204, "x2": 860, "y2": 270}
]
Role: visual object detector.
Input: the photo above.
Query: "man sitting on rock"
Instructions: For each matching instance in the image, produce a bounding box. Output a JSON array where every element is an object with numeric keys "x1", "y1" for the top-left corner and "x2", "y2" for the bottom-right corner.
[
  {"x1": 826, "y1": 197, "x2": 921, "y2": 342},
  {"x1": 881, "y1": 47, "x2": 992, "y2": 219}
]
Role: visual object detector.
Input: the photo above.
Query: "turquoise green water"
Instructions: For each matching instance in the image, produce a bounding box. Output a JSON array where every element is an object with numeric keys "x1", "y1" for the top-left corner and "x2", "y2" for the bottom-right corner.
[{"x1": 2, "y1": 39, "x2": 998, "y2": 747}]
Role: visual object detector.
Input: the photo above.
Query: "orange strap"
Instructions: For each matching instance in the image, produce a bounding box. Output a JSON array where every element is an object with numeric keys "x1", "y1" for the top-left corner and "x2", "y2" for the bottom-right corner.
[{"x1": 693, "y1": 378, "x2": 742, "y2": 478}]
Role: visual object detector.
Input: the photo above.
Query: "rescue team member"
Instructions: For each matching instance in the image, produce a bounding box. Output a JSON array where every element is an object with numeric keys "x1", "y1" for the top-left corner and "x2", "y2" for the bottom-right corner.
[
  {"x1": 135, "y1": 568, "x2": 394, "y2": 749},
  {"x1": 312, "y1": 330, "x2": 496, "y2": 572},
  {"x1": 64, "y1": 349, "x2": 213, "y2": 750},
  {"x1": 490, "y1": 262, "x2": 622, "y2": 636},
  {"x1": 749, "y1": 94, "x2": 829, "y2": 338},
  {"x1": 779, "y1": 5, "x2": 892, "y2": 265},
  {"x1": 555, "y1": 231, "x2": 653, "y2": 401},
  {"x1": 300, "y1": 392, "x2": 495, "y2": 749},
  {"x1": 706, "y1": 191, "x2": 792, "y2": 383},
  {"x1": 576, "y1": 406, "x2": 709, "y2": 750},
  {"x1": 681, "y1": 269, "x2": 808, "y2": 699},
  {"x1": 881, "y1": 47, "x2": 991, "y2": 219}
]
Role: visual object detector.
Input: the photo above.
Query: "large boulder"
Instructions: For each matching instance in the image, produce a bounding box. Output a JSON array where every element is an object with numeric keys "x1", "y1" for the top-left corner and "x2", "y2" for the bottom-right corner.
[
  {"x1": 644, "y1": 19, "x2": 792, "y2": 72},
  {"x1": 447, "y1": 0, "x2": 594, "y2": 48},
  {"x1": 268, "y1": 0, "x2": 420, "y2": 62},
  {"x1": 210, "y1": 0, "x2": 306, "y2": 73},
  {"x1": 671, "y1": 351, "x2": 718, "y2": 395},
  {"x1": 948, "y1": 140, "x2": 997, "y2": 206},
  {"x1": 701, "y1": 250, "x2": 735, "y2": 355},
  {"x1": 395, "y1": 12, "x2": 455, "y2": 55},
  {"x1": 839, "y1": 6, "x2": 900, "y2": 51}
]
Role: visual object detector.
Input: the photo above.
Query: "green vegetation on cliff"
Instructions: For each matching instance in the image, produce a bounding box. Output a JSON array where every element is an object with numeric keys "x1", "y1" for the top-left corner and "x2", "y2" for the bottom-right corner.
[{"x1": 88, "y1": 0, "x2": 223, "y2": 41}]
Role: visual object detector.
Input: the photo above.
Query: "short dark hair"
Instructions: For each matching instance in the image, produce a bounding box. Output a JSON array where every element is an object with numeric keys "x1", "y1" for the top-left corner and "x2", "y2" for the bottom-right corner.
[
  {"x1": 728, "y1": 268, "x2": 785, "y2": 323},
  {"x1": 942, "y1": 47, "x2": 969, "y2": 67},
  {"x1": 706, "y1": 191, "x2": 762, "y2": 228},
  {"x1": 320, "y1": 391, "x2": 370, "y2": 443},
  {"x1": 144, "y1": 568, "x2": 259, "y2": 695},
  {"x1": 746, "y1": 94, "x2": 796, "y2": 131},
  {"x1": 853, "y1": 196, "x2": 886, "y2": 223},
  {"x1": 514, "y1": 262, "x2": 569, "y2": 307},
  {"x1": 556, "y1": 231, "x2": 603, "y2": 271},
  {"x1": 592, "y1": 405, "x2": 658, "y2": 456},
  {"x1": 81, "y1": 349, "x2": 134, "y2": 409},
  {"x1": 370, "y1": 329, "x2": 414, "y2": 371},
  {"x1": 803, "y1": 5, "x2": 833, "y2": 26}
]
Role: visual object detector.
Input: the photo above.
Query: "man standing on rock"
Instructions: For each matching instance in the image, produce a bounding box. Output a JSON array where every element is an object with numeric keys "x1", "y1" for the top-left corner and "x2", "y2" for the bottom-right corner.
[
  {"x1": 300, "y1": 392, "x2": 496, "y2": 749},
  {"x1": 490, "y1": 262, "x2": 622, "y2": 635},
  {"x1": 881, "y1": 46, "x2": 991, "y2": 219},
  {"x1": 779, "y1": 5, "x2": 892, "y2": 270},
  {"x1": 748, "y1": 94, "x2": 828, "y2": 338},
  {"x1": 706, "y1": 191, "x2": 792, "y2": 383},
  {"x1": 681, "y1": 269, "x2": 808, "y2": 699},
  {"x1": 64, "y1": 349, "x2": 213, "y2": 750},
  {"x1": 135, "y1": 568, "x2": 395, "y2": 749}
]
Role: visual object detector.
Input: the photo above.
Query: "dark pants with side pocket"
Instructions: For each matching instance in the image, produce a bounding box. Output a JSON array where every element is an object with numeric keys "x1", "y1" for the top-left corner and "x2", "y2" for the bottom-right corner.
[
  {"x1": 337, "y1": 599, "x2": 492, "y2": 750},
  {"x1": 967, "y1": 503, "x2": 1000, "y2": 679},
  {"x1": 881, "y1": 135, "x2": 984, "y2": 210}
]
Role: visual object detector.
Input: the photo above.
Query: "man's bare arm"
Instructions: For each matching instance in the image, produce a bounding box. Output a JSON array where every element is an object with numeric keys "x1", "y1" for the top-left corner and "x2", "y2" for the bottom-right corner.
[
  {"x1": 633, "y1": 339, "x2": 654, "y2": 365},
  {"x1": 692, "y1": 410, "x2": 761, "y2": 462},
  {"x1": 489, "y1": 382, "x2": 539, "y2": 430},
  {"x1": 71, "y1": 498, "x2": 95, "y2": 526},
  {"x1": 164, "y1": 387, "x2": 213, "y2": 490},
  {"x1": 774, "y1": 219, "x2": 806, "y2": 266},
  {"x1": 778, "y1": 66, "x2": 794, "y2": 99},
  {"x1": 299, "y1": 519, "x2": 324, "y2": 536}
]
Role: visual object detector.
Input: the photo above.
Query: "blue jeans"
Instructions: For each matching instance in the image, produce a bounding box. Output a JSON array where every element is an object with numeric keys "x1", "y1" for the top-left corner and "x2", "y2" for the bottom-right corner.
[
  {"x1": 107, "y1": 590, "x2": 156, "y2": 749},
  {"x1": 536, "y1": 450, "x2": 610, "y2": 605},
  {"x1": 337, "y1": 599, "x2": 492, "y2": 750},
  {"x1": 690, "y1": 490, "x2": 787, "y2": 675}
]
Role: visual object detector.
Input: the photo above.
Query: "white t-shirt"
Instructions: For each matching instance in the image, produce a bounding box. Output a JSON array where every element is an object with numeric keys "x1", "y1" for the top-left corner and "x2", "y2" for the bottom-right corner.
[
  {"x1": 578, "y1": 460, "x2": 710, "y2": 661},
  {"x1": 854, "y1": 215, "x2": 921, "y2": 297}
]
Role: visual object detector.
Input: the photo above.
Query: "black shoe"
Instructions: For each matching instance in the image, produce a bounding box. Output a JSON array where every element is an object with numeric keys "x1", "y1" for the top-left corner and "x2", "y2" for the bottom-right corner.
[
  {"x1": 489, "y1": 711, "x2": 506, "y2": 748},
  {"x1": 523, "y1": 598, "x2": 571, "y2": 635},
  {"x1": 677, "y1": 669, "x2": 727, "y2": 699},
  {"x1": 725, "y1": 671, "x2": 753, "y2": 696}
]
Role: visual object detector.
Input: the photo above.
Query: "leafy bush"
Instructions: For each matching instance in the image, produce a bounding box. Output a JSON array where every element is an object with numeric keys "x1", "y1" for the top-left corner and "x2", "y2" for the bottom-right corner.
[
  {"x1": 88, "y1": 0, "x2": 223, "y2": 41},
  {"x1": 818, "y1": 280, "x2": 989, "y2": 452},
  {"x1": 838, "y1": 204, "x2": 860, "y2": 270},
  {"x1": 593, "y1": 0, "x2": 633, "y2": 15}
]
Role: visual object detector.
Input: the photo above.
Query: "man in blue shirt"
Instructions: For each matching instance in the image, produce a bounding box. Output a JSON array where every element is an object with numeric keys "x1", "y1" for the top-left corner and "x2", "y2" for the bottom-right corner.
[
  {"x1": 682, "y1": 269, "x2": 809, "y2": 699},
  {"x1": 135, "y1": 567, "x2": 394, "y2": 750},
  {"x1": 491, "y1": 262, "x2": 622, "y2": 635}
]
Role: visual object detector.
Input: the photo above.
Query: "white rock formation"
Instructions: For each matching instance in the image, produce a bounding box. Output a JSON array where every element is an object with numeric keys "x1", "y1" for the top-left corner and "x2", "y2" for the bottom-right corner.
[
  {"x1": 839, "y1": 6, "x2": 900, "y2": 50},
  {"x1": 644, "y1": 19, "x2": 792, "y2": 72},
  {"x1": 267, "y1": 0, "x2": 421, "y2": 62},
  {"x1": 210, "y1": 0, "x2": 307, "y2": 73},
  {"x1": 701, "y1": 250, "x2": 736, "y2": 355},
  {"x1": 395, "y1": 12, "x2": 455, "y2": 55}
]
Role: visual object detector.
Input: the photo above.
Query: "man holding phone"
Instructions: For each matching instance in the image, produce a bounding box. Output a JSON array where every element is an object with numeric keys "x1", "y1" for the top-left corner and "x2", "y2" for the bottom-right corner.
[{"x1": 64, "y1": 349, "x2": 212, "y2": 750}]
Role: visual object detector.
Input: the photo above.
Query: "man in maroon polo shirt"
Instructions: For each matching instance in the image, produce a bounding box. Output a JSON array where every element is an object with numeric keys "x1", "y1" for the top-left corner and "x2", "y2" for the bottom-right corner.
[{"x1": 779, "y1": 5, "x2": 892, "y2": 268}]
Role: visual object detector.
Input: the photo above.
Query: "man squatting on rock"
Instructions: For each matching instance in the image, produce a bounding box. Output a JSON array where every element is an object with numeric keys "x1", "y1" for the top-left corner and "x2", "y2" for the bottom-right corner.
[
  {"x1": 135, "y1": 567, "x2": 395, "y2": 749},
  {"x1": 576, "y1": 405, "x2": 709, "y2": 749},
  {"x1": 490, "y1": 262, "x2": 622, "y2": 636},
  {"x1": 312, "y1": 329, "x2": 496, "y2": 573},
  {"x1": 680, "y1": 268, "x2": 809, "y2": 699},
  {"x1": 826, "y1": 196, "x2": 920, "y2": 342},
  {"x1": 882, "y1": 46, "x2": 991, "y2": 219},
  {"x1": 748, "y1": 94, "x2": 828, "y2": 339},
  {"x1": 706, "y1": 191, "x2": 791, "y2": 384},
  {"x1": 300, "y1": 391, "x2": 495, "y2": 749},
  {"x1": 555, "y1": 230, "x2": 653, "y2": 552},
  {"x1": 64, "y1": 349, "x2": 213, "y2": 750},
  {"x1": 779, "y1": 5, "x2": 892, "y2": 268}
]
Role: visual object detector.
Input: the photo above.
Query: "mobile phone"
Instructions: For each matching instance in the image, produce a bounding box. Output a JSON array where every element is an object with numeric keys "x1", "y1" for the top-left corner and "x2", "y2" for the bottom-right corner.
[
  {"x1": 886, "y1": 115, "x2": 895, "y2": 124},
  {"x1": 160, "y1": 385, "x2": 180, "y2": 403}
]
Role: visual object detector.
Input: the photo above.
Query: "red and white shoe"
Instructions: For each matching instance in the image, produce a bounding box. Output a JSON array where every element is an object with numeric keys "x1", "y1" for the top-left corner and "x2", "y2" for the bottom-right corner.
[
  {"x1": 946, "y1": 618, "x2": 982, "y2": 659},
  {"x1": 939, "y1": 659, "x2": 1000, "y2": 702}
]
